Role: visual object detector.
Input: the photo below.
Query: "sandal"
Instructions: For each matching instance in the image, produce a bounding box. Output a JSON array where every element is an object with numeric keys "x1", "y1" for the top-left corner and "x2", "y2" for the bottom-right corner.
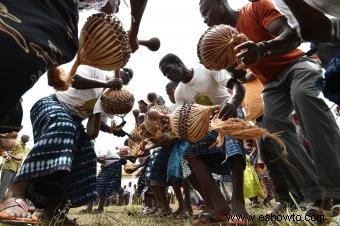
[{"x1": 0, "y1": 198, "x2": 39, "y2": 224}]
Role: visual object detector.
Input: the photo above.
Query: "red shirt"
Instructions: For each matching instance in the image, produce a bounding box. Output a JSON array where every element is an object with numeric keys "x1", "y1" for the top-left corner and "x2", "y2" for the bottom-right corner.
[{"x1": 236, "y1": 0, "x2": 304, "y2": 84}]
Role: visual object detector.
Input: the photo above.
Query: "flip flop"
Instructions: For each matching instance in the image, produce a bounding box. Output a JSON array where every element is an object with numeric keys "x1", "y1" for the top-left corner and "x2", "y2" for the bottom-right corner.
[{"x1": 0, "y1": 198, "x2": 40, "y2": 224}]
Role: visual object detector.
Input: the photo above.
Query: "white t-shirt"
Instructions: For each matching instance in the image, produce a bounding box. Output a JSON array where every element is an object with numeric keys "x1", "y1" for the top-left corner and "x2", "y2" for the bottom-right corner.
[
  {"x1": 55, "y1": 65, "x2": 112, "y2": 119},
  {"x1": 174, "y1": 66, "x2": 231, "y2": 106},
  {"x1": 97, "y1": 147, "x2": 120, "y2": 167}
]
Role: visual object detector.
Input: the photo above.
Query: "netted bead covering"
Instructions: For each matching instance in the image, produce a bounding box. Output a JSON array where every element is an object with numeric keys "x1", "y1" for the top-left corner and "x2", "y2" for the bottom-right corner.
[{"x1": 101, "y1": 88, "x2": 134, "y2": 116}]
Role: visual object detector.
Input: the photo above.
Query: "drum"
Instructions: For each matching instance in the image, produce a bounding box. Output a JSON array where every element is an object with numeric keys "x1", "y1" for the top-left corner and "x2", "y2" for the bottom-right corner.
[
  {"x1": 197, "y1": 24, "x2": 247, "y2": 70},
  {"x1": 49, "y1": 13, "x2": 131, "y2": 90},
  {"x1": 101, "y1": 88, "x2": 134, "y2": 116}
]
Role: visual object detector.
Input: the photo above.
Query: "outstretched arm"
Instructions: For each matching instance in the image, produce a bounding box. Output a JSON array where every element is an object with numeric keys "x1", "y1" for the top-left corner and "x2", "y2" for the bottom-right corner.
[
  {"x1": 72, "y1": 74, "x2": 122, "y2": 90},
  {"x1": 219, "y1": 78, "x2": 245, "y2": 120},
  {"x1": 100, "y1": 120, "x2": 129, "y2": 137},
  {"x1": 128, "y1": 0, "x2": 149, "y2": 52}
]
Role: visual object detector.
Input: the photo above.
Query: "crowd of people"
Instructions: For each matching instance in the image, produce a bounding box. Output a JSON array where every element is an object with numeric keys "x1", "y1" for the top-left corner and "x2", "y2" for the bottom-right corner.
[{"x1": 0, "y1": 0, "x2": 340, "y2": 225}]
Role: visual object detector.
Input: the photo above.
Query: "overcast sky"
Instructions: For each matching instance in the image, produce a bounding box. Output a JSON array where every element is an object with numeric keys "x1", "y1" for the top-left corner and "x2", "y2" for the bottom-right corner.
[
  {"x1": 20, "y1": 0, "x2": 339, "y2": 152},
  {"x1": 20, "y1": 0, "x2": 249, "y2": 152}
]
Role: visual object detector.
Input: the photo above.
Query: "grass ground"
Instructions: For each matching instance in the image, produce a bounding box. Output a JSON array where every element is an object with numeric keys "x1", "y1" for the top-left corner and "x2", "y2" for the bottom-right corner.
[
  {"x1": 0, "y1": 204, "x2": 338, "y2": 225},
  {"x1": 67, "y1": 204, "x2": 338, "y2": 226}
]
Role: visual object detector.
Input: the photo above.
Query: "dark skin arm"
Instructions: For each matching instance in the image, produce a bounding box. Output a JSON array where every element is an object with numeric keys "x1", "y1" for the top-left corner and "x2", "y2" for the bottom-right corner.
[
  {"x1": 86, "y1": 114, "x2": 129, "y2": 139},
  {"x1": 72, "y1": 74, "x2": 123, "y2": 90},
  {"x1": 100, "y1": 119, "x2": 129, "y2": 137},
  {"x1": 235, "y1": 17, "x2": 301, "y2": 66},
  {"x1": 282, "y1": 0, "x2": 332, "y2": 42},
  {"x1": 219, "y1": 77, "x2": 245, "y2": 120},
  {"x1": 129, "y1": 0, "x2": 149, "y2": 52},
  {"x1": 86, "y1": 113, "x2": 101, "y2": 139}
]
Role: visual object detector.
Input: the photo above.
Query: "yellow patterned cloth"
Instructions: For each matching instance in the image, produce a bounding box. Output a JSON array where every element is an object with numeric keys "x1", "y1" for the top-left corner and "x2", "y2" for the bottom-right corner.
[
  {"x1": 3, "y1": 142, "x2": 29, "y2": 172},
  {"x1": 243, "y1": 155, "x2": 264, "y2": 199}
]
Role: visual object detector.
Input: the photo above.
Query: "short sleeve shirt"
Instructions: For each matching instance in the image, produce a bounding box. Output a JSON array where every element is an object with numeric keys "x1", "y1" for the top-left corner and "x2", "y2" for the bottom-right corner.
[
  {"x1": 236, "y1": 0, "x2": 304, "y2": 84},
  {"x1": 55, "y1": 65, "x2": 112, "y2": 119},
  {"x1": 175, "y1": 66, "x2": 231, "y2": 106}
]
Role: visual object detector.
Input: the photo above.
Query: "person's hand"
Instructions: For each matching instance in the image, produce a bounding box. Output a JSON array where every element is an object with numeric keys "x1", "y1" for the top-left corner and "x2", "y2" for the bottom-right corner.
[
  {"x1": 128, "y1": 31, "x2": 139, "y2": 53},
  {"x1": 235, "y1": 41, "x2": 266, "y2": 67},
  {"x1": 219, "y1": 102, "x2": 237, "y2": 120},
  {"x1": 113, "y1": 129, "x2": 129, "y2": 137},
  {"x1": 106, "y1": 78, "x2": 123, "y2": 90},
  {"x1": 119, "y1": 147, "x2": 130, "y2": 157},
  {"x1": 97, "y1": 156, "x2": 106, "y2": 164},
  {"x1": 111, "y1": 120, "x2": 128, "y2": 137}
]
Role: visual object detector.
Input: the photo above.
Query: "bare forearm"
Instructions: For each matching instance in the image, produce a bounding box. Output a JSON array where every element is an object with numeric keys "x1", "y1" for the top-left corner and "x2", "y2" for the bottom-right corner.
[
  {"x1": 87, "y1": 113, "x2": 101, "y2": 139},
  {"x1": 265, "y1": 29, "x2": 301, "y2": 56},
  {"x1": 227, "y1": 78, "x2": 245, "y2": 106},
  {"x1": 282, "y1": 0, "x2": 332, "y2": 42},
  {"x1": 72, "y1": 74, "x2": 109, "y2": 89},
  {"x1": 129, "y1": 0, "x2": 148, "y2": 37},
  {"x1": 100, "y1": 121, "x2": 112, "y2": 133}
]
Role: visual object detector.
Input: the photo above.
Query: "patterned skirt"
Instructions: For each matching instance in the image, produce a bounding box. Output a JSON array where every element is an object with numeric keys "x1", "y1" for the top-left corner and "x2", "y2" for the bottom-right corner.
[
  {"x1": 0, "y1": 0, "x2": 78, "y2": 133},
  {"x1": 167, "y1": 141, "x2": 189, "y2": 182},
  {"x1": 14, "y1": 95, "x2": 97, "y2": 208},
  {"x1": 144, "y1": 148, "x2": 160, "y2": 182},
  {"x1": 96, "y1": 160, "x2": 122, "y2": 198},
  {"x1": 149, "y1": 145, "x2": 172, "y2": 185}
]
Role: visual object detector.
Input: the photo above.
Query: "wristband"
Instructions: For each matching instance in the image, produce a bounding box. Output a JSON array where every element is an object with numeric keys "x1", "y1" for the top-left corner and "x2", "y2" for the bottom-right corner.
[{"x1": 261, "y1": 41, "x2": 272, "y2": 56}]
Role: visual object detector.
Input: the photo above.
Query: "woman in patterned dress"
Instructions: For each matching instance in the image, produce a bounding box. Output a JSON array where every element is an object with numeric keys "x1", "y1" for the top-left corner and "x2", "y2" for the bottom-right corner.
[{"x1": 0, "y1": 66, "x2": 131, "y2": 224}]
